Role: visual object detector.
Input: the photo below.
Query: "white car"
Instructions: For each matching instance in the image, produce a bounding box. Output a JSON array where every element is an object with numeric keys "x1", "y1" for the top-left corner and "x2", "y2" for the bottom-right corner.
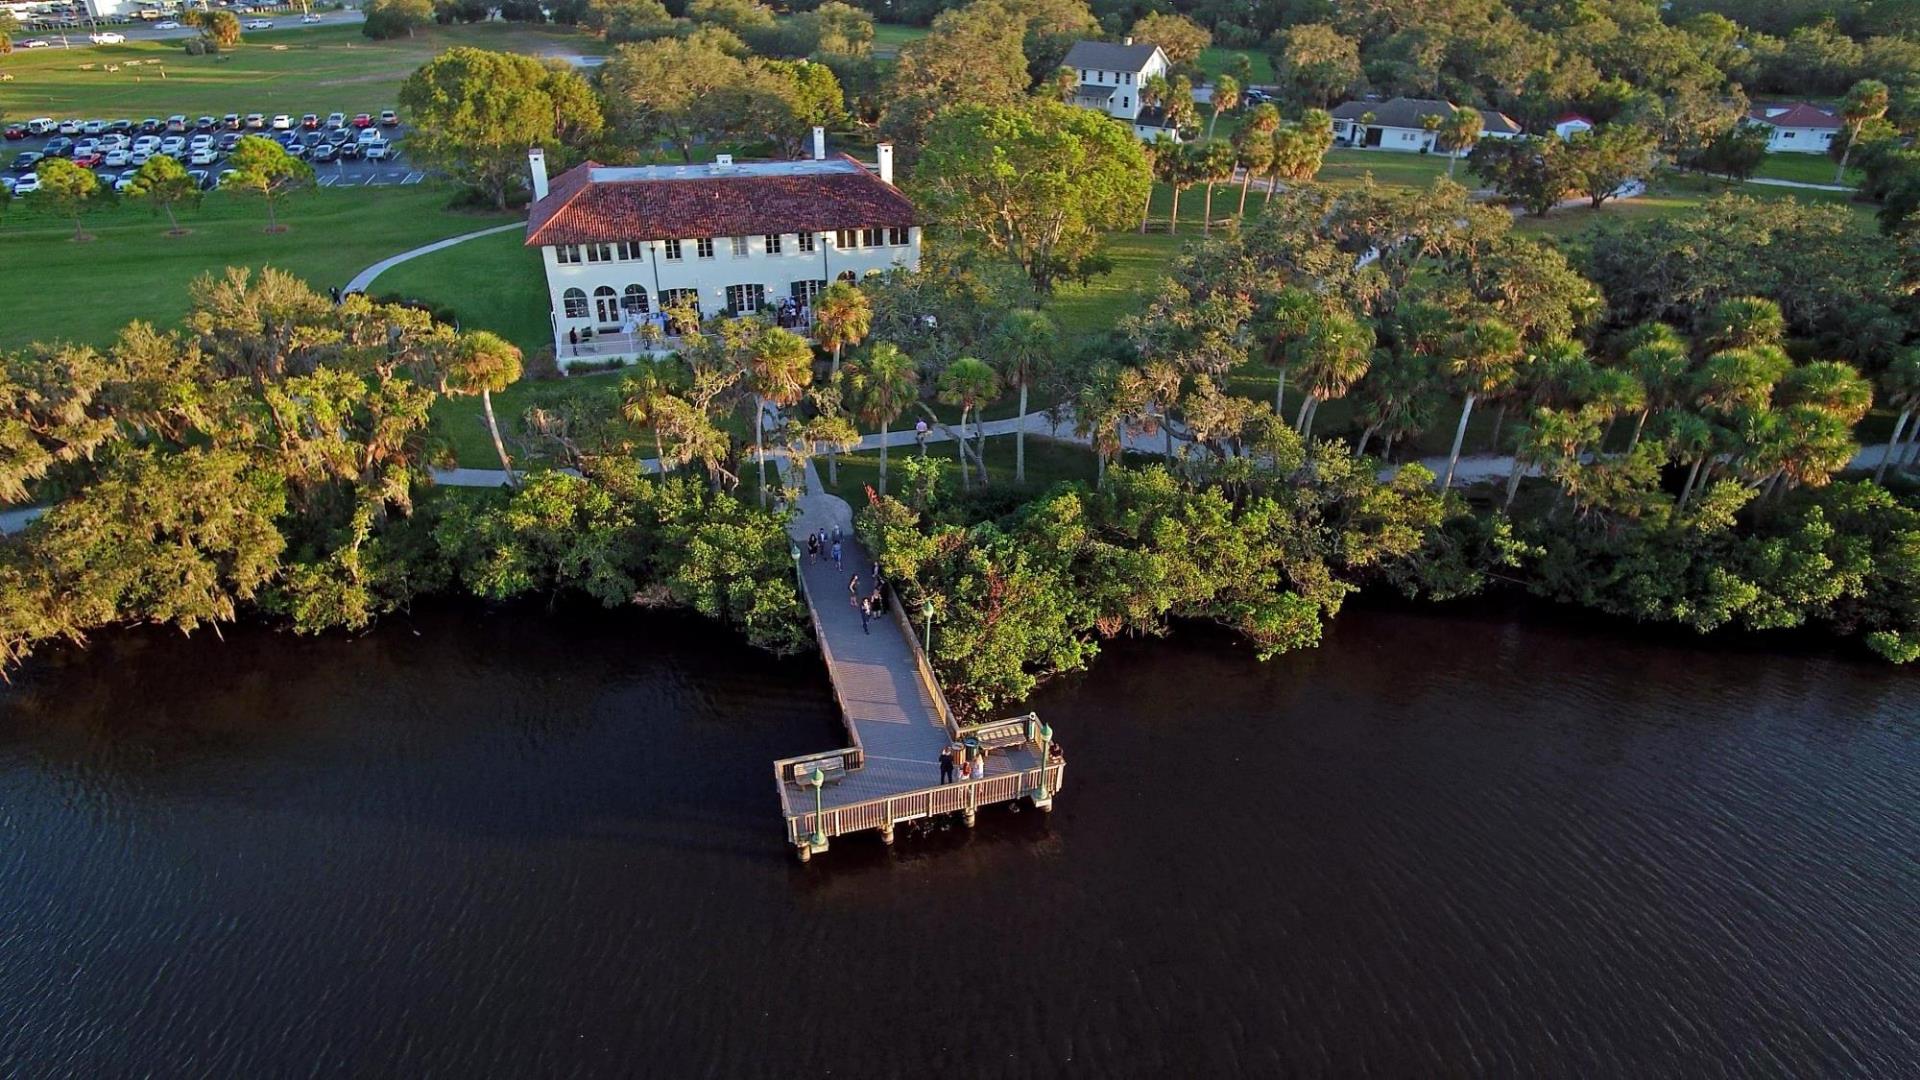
[
  {"x1": 115, "y1": 173, "x2": 138, "y2": 191},
  {"x1": 73, "y1": 139, "x2": 100, "y2": 157},
  {"x1": 58, "y1": 120, "x2": 83, "y2": 135},
  {"x1": 89, "y1": 31, "x2": 126, "y2": 44},
  {"x1": 81, "y1": 119, "x2": 107, "y2": 135},
  {"x1": 244, "y1": 19, "x2": 273, "y2": 29},
  {"x1": 132, "y1": 135, "x2": 160, "y2": 152},
  {"x1": 188, "y1": 148, "x2": 217, "y2": 166},
  {"x1": 20, "y1": 39, "x2": 51, "y2": 49},
  {"x1": 188, "y1": 133, "x2": 214, "y2": 148},
  {"x1": 270, "y1": 114, "x2": 293, "y2": 130},
  {"x1": 355, "y1": 126, "x2": 384, "y2": 144},
  {"x1": 299, "y1": 12, "x2": 320, "y2": 22},
  {"x1": 154, "y1": 20, "x2": 179, "y2": 29},
  {"x1": 103, "y1": 149, "x2": 131, "y2": 167},
  {"x1": 159, "y1": 136, "x2": 187, "y2": 154},
  {"x1": 216, "y1": 168, "x2": 239, "y2": 187},
  {"x1": 26, "y1": 118, "x2": 57, "y2": 135},
  {"x1": 12, "y1": 174, "x2": 41, "y2": 194},
  {"x1": 364, "y1": 141, "x2": 394, "y2": 160},
  {"x1": 128, "y1": 150, "x2": 153, "y2": 166}
]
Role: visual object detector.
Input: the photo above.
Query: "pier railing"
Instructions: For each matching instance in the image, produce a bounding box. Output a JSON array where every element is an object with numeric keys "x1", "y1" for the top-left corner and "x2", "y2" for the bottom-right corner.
[
  {"x1": 783, "y1": 761, "x2": 1066, "y2": 845},
  {"x1": 881, "y1": 583, "x2": 962, "y2": 736}
]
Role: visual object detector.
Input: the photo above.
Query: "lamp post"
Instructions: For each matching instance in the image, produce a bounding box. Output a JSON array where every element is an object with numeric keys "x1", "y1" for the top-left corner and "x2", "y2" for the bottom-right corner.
[
  {"x1": 810, "y1": 766, "x2": 827, "y2": 853},
  {"x1": 790, "y1": 542, "x2": 803, "y2": 595},
  {"x1": 922, "y1": 598, "x2": 934, "y2": 653},
  {"x1": 1033, "y1": 720, "x2": 1053, "y2": 805}
]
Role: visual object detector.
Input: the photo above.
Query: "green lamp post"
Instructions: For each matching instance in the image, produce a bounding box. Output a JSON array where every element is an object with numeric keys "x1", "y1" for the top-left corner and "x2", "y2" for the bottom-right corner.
[
  {"x1": 922, "y1": 598, "x2": 934, "y2": 653},
  {"x1": 1033, "y1": 721, "x2": 1053, "y2": 804},
  {"x1": 790, "y1": 542, "x2": 803, "y2": 595},
  {"x1": 810, "y1": 766, "x2": 827, "y2": 852}
]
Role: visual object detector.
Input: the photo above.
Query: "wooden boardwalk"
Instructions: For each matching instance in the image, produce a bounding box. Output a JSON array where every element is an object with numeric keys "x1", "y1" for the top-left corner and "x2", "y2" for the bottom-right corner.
[{"x1": 772, "y1": 465, "x2": 1063, "y2": 860}]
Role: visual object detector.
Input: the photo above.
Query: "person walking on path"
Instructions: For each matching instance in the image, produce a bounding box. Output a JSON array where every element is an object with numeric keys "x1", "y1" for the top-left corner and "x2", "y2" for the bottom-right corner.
[
  {"x1": 831, "y1": 539, "x2": 843, "y2": 569},
  {"x1": 859, "y1": 596, "x2": 872, "y2": 634},
  {"x1": 916, "y1": 418, "x2": 929, "y2": 456},
  {"x1": 832, "y1": 524, "x2": 842, "y2": 546},
  {"x1": 939, "y1": 745, "x2": 955, "y2": 784},
  {"x1": 848, "y1": 575, "x2": 860, "y2": 609},
  {"x1": 807, "y1": 532, "x2": 820, "y2": 563}
]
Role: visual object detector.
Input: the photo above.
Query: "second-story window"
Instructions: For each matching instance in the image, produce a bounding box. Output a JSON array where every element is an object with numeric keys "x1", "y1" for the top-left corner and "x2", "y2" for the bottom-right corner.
[
  {"x1": 861, "y1": 227, "x2": 881, "y2": 248},
  {"x1": 887, "y1": 227, "x2": 909, "y2": 246},
  {"x1": 836, "y1": 229, "x2": 858, "y2": 250},
  {"x1": 616, "y1": 241, "x2": 644, "y2": 260},
  {"x1": 585, "y1": 243, "x2": 612, "y2": 263},
  {"x1": 764, "y1": 233, "x2": 782, "y2": 254},
  {"x1": 731, "y1": 236, "x2": 749, "y2": 258},
  {"x1": 697, "y1": 237, "x2": 716, "y2": 259},
  {"x1": 797, "y1": 232, "x2": 816, "y2": 253},
  {"x1": 556, "y1": 245, "x2": 581, "y2": 265},
  {"x1": 663, "y1": 239, "x2": 683, "y2": 261}
]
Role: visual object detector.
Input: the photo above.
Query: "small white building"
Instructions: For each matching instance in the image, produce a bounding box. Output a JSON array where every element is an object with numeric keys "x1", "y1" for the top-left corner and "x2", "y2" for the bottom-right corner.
[
  {"x1": 1061, "y1": 39, "x2": 1181, "y2": 142},
  {"x1": 525, "y1": 130, "x2": 920, "y2": 367},
  {"x1": 1552, "y1": 112, "x2": 1596, "y2": 140},
  {"x1": 1744, "y1": 103, "x2": 1842, "y2": 154},
  {"x1": 1329, "y1": 97, "x2": 1522, "y2": 154}
]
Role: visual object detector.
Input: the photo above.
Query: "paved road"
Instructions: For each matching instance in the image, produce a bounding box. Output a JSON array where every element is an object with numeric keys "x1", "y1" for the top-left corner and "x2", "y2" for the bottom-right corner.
[{"x1": 14, "y1": 9, "x2": 363, "y2": 45}]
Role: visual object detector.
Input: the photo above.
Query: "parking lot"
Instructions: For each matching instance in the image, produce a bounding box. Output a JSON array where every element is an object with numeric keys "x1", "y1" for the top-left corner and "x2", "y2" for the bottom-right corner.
[{"x1": 4, "y1": 115, "x2": 426, "y2": 194}]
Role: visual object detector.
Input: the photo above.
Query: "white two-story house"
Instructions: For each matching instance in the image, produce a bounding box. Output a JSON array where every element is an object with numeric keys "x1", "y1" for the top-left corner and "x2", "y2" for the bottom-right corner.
[
  {"x1": 1062, "y1": 39, "x2": 1180, "y2": 142},
  {"x1": 525, "y1": 129, "x2": 920, "y2": 366}
]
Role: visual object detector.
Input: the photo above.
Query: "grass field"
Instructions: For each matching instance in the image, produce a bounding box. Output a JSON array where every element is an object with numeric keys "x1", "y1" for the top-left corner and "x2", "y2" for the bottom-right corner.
[
  {"x1": 870, "y1": 22, "x2": 926, "y2": 57},
  {"x1": 0, "y1": 23, "x2": 604, "y2": 119},
  {"x1": 375, "y1": 226, "x2": 550, "y2": 354},
  {"x1": 1752, "y1": 152, "x2": 1858, "y2": 187},
  {"x1": 1196, "y1": 47, "x2": 1273, "y2": 85},
  {"x1": 0, "y1": 183, "x2": 516, "y2": 350}
]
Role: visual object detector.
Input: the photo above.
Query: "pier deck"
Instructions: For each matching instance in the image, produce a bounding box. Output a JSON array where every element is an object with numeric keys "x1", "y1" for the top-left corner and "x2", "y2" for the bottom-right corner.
[{"x1": 773, "y1": 467, "x2": 1062, "y2": 859}]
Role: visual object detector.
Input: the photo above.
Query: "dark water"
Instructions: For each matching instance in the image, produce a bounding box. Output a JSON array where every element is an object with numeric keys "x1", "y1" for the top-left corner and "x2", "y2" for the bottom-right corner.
[{"x1": 0, "y1": 602, "x2": 1915, "y2": 1078}]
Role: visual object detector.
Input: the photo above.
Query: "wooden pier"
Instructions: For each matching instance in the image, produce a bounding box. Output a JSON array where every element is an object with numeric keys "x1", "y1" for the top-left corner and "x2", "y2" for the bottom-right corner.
[{"x1": 775, "y1": 488, "x2": 1063, "y2": 861}]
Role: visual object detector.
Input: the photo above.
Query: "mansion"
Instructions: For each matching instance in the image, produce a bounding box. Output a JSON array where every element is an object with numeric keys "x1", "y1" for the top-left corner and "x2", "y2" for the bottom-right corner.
[{"x1": 524, "y1": 130, "x2": 921, "y2": 366}]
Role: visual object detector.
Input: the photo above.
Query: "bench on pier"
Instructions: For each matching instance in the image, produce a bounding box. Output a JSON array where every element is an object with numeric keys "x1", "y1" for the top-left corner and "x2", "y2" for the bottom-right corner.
[
  {"x1": 787, "y1": 757, "x2": 849, "y2": 787},
  {"x1": 960, "y1": 715, "x2": 1034, "y2": 754}
]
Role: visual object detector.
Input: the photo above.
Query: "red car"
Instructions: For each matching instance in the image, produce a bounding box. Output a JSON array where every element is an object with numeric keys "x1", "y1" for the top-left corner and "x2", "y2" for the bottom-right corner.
[
  {"x1": 3, "y1": 125, "x2": 26, "y2": 140},
  {"x1": 71, "y1": 152, "x2": 104, "y2": 168},
  {"x1": 351, "y1": 113, "x2": 373, "y2": 128}
]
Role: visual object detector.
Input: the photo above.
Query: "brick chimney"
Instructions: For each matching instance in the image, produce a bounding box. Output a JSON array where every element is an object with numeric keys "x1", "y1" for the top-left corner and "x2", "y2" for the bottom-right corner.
[{"x1": 528, "y1": 147, "x2": 548, "y2": 201}]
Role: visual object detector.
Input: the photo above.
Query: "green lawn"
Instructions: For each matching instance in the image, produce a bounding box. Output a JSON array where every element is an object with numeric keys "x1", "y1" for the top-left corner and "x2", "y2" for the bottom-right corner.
[
  {"x1": 1317, "y1": 148, "x2": 1463, "y2": 190},
  {"x1": 0, "y1": 183, "x2": 516, "y2": 350},
  {"x1": 1050, "y1": 230, "x2": 1183, "y2": 339},
  {"x1": 1196, "y1": 47, "x2": 1273, "y2": 86},
  {"x1": 434, "y1": 367, "x2": 627, "y2": 470},
  {"x1": 1752, "y1": 152, "x2": 1858, "y2": 187},
  {"x1": 375, "y1": 226, "x2": 550, "y2": 355},
  {"x1": 870, "y1": 22, "x2": 927, "y2": 57},
  {"x1": 0, "y1": 23, "x2": 605, "y2": 119}
]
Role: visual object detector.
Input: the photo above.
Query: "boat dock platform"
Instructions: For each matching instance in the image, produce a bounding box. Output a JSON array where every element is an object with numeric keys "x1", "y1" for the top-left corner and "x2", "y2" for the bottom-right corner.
[{"x1": 774, "y1": 483, "x2": 1063, "y2": 862}]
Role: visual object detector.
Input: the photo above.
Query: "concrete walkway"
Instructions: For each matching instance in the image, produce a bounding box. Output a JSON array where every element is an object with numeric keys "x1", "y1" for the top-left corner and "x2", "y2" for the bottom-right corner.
[
  {"x1": 342, "y1": 221, "x2": 525, "y2": 294},
  {"x1": 1747, "y1": 176, "x2": 1856, "y2": 193}
]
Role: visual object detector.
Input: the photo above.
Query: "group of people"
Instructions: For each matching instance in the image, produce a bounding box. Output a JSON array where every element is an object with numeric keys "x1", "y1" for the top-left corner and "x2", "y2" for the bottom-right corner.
[
  {"x1": 804, "y1": 525, "x2": 885, "y2": 634},
  {"x1": 938, "y1": 742, "x2": 987, "y2": 784},
  {"x1": 773, "y1": 297, "x2": 813, "y2": 330}
]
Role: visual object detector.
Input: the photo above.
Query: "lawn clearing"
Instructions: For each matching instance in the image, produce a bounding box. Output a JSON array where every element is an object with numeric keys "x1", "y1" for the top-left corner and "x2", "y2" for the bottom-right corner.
[
  {"x1": 0, "y1": 182, "x2": 516, "y2": 351},
  {"x1": 1196, "y1": 47, "x2": 1273, "y2": 85},
  {"x1": 1050, "y1": 230, "x2": 1184, "y2": 339},
  {"x1": 0, "y1": 23, "x2": 605, "y2": 119},
  {"x1": 375, "y1": 226, "x2": 551, "y2": 355},
  {"x1": 1752, "y1": 152, "x2": 1858, "y2": 187}
]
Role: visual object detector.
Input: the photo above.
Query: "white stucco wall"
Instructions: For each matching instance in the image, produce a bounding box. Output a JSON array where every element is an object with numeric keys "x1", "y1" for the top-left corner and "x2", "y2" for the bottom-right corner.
[
  {"x1": 539, "y1": 229, "x2": 920, "y2": 351},
  {"x1": 1762, "y1": 125, "x2": 1837, "y2": 153}
]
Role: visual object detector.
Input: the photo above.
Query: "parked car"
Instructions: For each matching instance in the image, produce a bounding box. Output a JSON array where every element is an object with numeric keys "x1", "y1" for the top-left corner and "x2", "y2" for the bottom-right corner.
[
  {"x1": 9, "y1": 152, "x2": 44, "y2": 172},
  {"x1": 284, "y1": 143, "x2": 307, "y2": 159},
  {"x1": 58, "y1": 120, "x2": 83, "y2": 135},
  {"x1": 81, "y1": 119, "x2": 107, "y2": 135},
  {"x1": 133, "y1": 134, "x2": 160, "y2": 151},
  {"x1": 108, "y1": 119, "x2": 134, "y2": 134},
  {"x1": 73, "y1": 138, "x2": 100, "y2": 157},
  {"x1": 223, "y1": 114, "x2": 243, "y2": 130},
  {"x1": 88, "y1": 31, "x2": 126, "y2": 43},
  {"x1": 188, "y1": 148, "x2": 217, "y2": 166},
  {"x1": 165, "y1": 115, "x2": 188, "y2": 132},
  {"x1": 297, "y1": 113, "x2": 317, "y2": 130},
  {"x1": 355, "y1": 126, "x2": 383, "y2": 144},
  {"x1": 244, "y1": 19, "x2": 274, "y2": 29},
  {"x1": 244, "y1": 113, "x2": 266, "y2": 129},
  {"x1": 12, "y1": 174, "x2": 41, "y2": 194},
  {"x1": 139, "y1": 118, "x2": 163, "y2": 134},
  {"x1": 216, "y1": 133, "x2": 241, "y2": 151},
  {"x1": 338, "y1": 141, "x2": 363, "y2": 160},
  {"x1": 216, "y1": 168, "x2": 239, "y2": 187},
  {"x1": 351, "y1": 113, "x2": 373, "y2": 129},
  {"x1": 326, "y1": 128, "x2": 352, "y2": 146},
  {"x1": 324, "y1": 112, "x2": 346, "y2": 129},
  {"x1": 128, "y1": 149, "x2": 153, "y2": 166},
  {"x1": 20, "y1": 39, "x2": 52, "y2": 49},
  {"x1": 310, "y1": 143, "x2": 338, "y2": 163},
  {"x1": 71, "y1": 152, "x2": 104, "y2": 168},
  {"x1": 103, "y1": 149, "x2": 131, "y2": 167},
  {"x1": 187, "y1": 168, "x2": 211, "y2": 190},
  {"x1": 299, "y1": 131, "x2": 323, "y2": 147},
  {"x1": 189, "y1": 132, "x2": 214, "y2": 147},
  {"x1": 364, "y1": 140, "x2": 395, "y2": 161},
  {"x1": 42, "y1": 138, "x2": 73, "y2": 157},
  {"x1": 159, "y1": 136, "x2": 187, "y2": 154},
  {"x1": 115, "y1": 173, "x2": 138, "y2": 191},
  {"x1": 270, "y1": 114, "x2": 293, "y2": 130},
  {"x1": 300, "y1": 12, "x2": 320, "y2": 22},
  {"x1": 27, "y1": 119, "x2": 59, "y2": 135},
  {"x1": 195, "y1": 116, "x2": 216, "y2": 132},
  {"x1": 2, "y1": 126, "x2": 25, "y2": 141},
  {"x1": 153, "y1": 19, "x2": 180, "y2": 29}
]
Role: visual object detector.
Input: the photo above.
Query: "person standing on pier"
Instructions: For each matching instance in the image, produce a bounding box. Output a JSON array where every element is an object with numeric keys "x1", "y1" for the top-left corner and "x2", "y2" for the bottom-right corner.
[{"x1": 939, "y1": 745, "x2": 955, "y2": 784}]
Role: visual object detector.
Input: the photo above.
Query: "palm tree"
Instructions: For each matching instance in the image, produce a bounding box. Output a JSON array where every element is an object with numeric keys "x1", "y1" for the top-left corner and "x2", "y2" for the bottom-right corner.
[
  {"x1": 1837, "y1": 78, "x2": 1890, "y2": 183},
  {"x1": 1874, "y1": 349, "x2": 1920, "y2": 483},
  {"x1": 1291, "y1": 310, "x2": 1374, "y2": 439},
  {"x1": 1505, "y1": 407, "x2": 1596, "y2": 511},
  {"x1": 937, "y1": 357, "x2": 1000, "y2": 489},
  {"x1": 1621, "y1": 323, "x2": 1692, "y2": 451},
  {"x1": 844, "y1": 342, "x2": 918, "y2": 496},
  {"x1": 1665, "y1": 410, "x2": 1717, "y2": 510},
  {"x1": 1440, "y1": 317, "x2": 1523, "y2": 489},
  {"x1": 989, "y1": 309, "x2": 1057, "y2": 485},
  {"x1": 1234, "y1": 103, "x2": 1280, "y2": 216},
  {"x1": 1160, "y1": 142, "x2": 1197, "y2": 235},
  {"x1": 618, "y1": 365, "x2": 679, "y2": 472},
  {"x1": 1141, "y1": 358, "x2": 1184, "y2": 458},
  {"x1": 813, "y1": 280, "x2": 870, "y2": 377},
  {"x1": 1207, "y1": 74, "x2": 1240, "y2": 141},
  {"x1": 1352, "y1": 349, "x2": 1429, "y2": 459},
  {"x1": 1698, "y1": 296, "x2": 1786, "y2": 353},
  {"x1": 747, "y1": 326, "x2": 814, "y2": 506},
  {"x1": 443, "y1": 331, "x2": 523, "y2": 481},
  {"x1": 1436, "y1": 106, "x2": 1481, "y2": 178},
  {"x1": 1195, "y1": 139, "x2": 1238, "y2": 235}
]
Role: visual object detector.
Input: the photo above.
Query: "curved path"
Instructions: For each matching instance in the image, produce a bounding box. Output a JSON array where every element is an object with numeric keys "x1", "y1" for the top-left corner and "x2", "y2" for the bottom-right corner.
[{"x1": 342, "y1": 221, "x2": 525, "y2": 294}]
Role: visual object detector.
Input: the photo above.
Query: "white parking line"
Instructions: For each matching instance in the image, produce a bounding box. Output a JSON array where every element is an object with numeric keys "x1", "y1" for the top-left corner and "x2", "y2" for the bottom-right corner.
[
  {"x1": 402, "y1": 171, "x2": 423, "y2": 185},
  {"x1": 317, "y1": 174, "x2": 340, "y2": 187}
]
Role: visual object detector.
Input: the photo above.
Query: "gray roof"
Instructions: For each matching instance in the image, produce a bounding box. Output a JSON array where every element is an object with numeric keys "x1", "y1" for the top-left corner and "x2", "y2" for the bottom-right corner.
[
  {"x1": 1063, "y1": 40, "x2": 1162, "y2": 73},
  {"x1": 1330, "y1": 97, "x2": 1519, "y2": 135}
]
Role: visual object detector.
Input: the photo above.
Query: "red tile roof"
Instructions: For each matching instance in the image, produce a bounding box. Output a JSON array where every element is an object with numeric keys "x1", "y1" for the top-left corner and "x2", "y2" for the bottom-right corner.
[
  {"x1": 1747, "y1": 103, "x2": 1842, "y2": 130},
  {"x1": 525, "y1": 156, "x2": 916, "y2": 246}
]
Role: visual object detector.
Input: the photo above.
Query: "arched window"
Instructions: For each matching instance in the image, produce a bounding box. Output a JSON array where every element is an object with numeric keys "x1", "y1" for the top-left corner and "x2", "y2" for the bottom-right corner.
[
  {"x1": 593, "y1": 285, "x2": 619, "y2": 323},
  {"x1": 562, "y1": 287, "x2": 587, "y2": 319},
  {"x1": 836, "y1": 270, "x2": 857, "y2": 282},
  {"x1": 621, "y1": 284, "x2": 649, "y2": 315}
]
